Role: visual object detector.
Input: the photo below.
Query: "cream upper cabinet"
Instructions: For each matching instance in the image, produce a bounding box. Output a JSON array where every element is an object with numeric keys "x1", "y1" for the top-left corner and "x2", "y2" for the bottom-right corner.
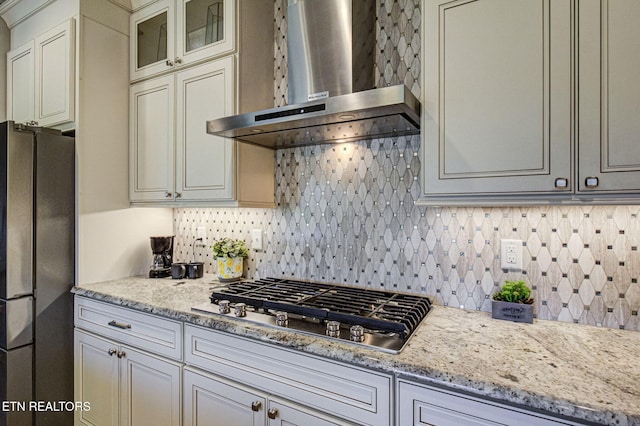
[
  {"x1": 130, "y1": 57, "x2": 274, "y2": 206},
  {"x1": 421, "y1": 0, "x2": 572, "y2": 202},
  {"x1": 6, "y1": 40, "x2": 34, "y2": 125},
  {"x1": 421, "y1": 0, "x2": 640, "y2": 204},
  {"x1": 6, "y1": 19, "x2": 75, "y2": 127},
  {"x1": 131, "y1": 0, "x2": 234, "y2": 81},
  {"x1": 577, "y1": 0, "x2": 640, "y2": 195},
  {"x1": 175, "y1": 58, "x2": 235, "y2": 201},
  {"x1": 129, "y1": 0, "x2": 275, "y2": 207},
  {"x1": 130, "y1": 74, "x2": 175, "y2": 202}
]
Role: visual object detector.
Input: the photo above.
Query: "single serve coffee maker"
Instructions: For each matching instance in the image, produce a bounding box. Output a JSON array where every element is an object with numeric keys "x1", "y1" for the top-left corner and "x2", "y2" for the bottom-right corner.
[{"x1": 149, "y1": 236, "x2": 174, "y2": 278}]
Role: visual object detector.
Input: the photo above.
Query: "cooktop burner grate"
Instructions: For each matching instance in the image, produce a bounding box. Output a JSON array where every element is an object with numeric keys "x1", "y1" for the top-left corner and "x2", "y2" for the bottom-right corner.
[{"x1": 209, "y1": 277, "x2": 432, "y2": 339}]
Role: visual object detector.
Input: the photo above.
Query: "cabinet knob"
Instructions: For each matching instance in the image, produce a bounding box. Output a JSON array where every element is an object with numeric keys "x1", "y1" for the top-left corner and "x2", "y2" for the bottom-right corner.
[
  {"x1": 166, "y1": 59, "x2": 174, "y2": 67},
  {"x1": 554, "y1": 178, "x2": 568, "y2": 188},
  {"x1": 175, "y1": 192, "x2": 182, "y2": 199},
  {"x1": 267, "y1": 408, "x2": 278, "y2": 419},
  {"x1": 175, "y1": 57, "x2": 182, "y2": 64},
  {"x1": 107, "y1": 348, "x2": 117, "y2": 356},
  {"x1": 251, "y1": 401, "x2": 262, "y2": 412},
  {"x1": 164, "y1": 191, "x2": 173, "y2": 198},
  {"x1": 585, "y1": 176, "x2": 599, "y2": 188},
  {"x1": 116, "y1": 351, "x2": 126, "y2": 359}
]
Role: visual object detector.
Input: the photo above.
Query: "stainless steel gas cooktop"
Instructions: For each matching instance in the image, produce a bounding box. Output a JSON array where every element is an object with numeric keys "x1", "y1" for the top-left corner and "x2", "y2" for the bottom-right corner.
[{"x1": 192, "y1": 277, "x2": 432, "y2": 354}]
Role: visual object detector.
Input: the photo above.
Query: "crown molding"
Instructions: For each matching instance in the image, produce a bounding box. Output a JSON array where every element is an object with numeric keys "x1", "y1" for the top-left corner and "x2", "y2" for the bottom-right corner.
[{"x1": 0, "y1": 0, "x2": 55, "y2": 28}]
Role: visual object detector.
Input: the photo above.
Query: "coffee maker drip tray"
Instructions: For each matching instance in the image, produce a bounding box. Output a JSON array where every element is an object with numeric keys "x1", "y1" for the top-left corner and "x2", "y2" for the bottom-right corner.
[{"x1": 149, "y1": 268, "x2": 171, "y2": 278}]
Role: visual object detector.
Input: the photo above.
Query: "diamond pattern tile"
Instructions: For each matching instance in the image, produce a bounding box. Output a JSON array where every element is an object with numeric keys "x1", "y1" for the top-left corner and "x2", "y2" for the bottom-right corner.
[{"x1": 171, "y1": 1, "x2": 640, "y2": 333}]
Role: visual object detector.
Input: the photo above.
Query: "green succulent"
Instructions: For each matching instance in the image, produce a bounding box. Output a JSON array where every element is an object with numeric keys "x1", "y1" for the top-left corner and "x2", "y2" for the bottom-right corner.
[
  {"x1": 212, "y1": 238, "x2": 249, "y2": 259},
  {"x1": 493, "y1": 280, "x2": 533, "y2": 304}
]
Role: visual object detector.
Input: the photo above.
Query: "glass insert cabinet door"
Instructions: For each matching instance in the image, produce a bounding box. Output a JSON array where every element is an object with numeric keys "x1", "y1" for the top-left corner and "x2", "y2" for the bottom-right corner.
[
  {"x1": 131, "y1": 0, "x2": 176, "y2": 80},
  {"x1": 184, "y1": 0, "x2": 224, "y2": 52},
  {"x1": 137, "y1": 11, "x2": 168, "y2": 69},
  {"x1": 177, "y1": 0, "x2": 234, "y2": 66},
  {"x1": 131, "y1": 0, "x2": 233, "y2": 81}
]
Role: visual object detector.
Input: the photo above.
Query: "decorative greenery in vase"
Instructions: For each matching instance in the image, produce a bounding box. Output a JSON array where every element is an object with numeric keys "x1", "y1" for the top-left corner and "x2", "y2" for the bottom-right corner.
[
  {"x1": 212, "y1": 238, "x2": 248, "y2": 281},
  {"x1": 492, "y1": 280, "x2": 534, "y2": 323},
  {"x1": 212, "y1": 237, "x2": 249, "y2": 259},
  {"x1": 492, "y1": 280, "x2": 533, "y2": 304}
]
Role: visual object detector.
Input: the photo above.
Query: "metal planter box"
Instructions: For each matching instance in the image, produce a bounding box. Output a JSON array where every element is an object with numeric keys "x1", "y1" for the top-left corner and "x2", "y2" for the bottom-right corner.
[{"x1": 491, "y1": 300, "x2": 533, "y2": 324}]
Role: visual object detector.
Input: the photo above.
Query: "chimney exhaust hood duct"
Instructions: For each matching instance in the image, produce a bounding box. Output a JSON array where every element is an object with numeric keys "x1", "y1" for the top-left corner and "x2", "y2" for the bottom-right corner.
[{"x1": 206, "y1": 0, "x2": 420, "y2": 149}]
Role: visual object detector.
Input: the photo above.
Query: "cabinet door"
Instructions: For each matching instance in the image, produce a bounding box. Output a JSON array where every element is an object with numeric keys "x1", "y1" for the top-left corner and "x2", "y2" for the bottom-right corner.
[
  {"x1": 35, "y1": 19, "x2": 75, "y2": 127},
  {"x1": 131, "y1": 0, "x2": 176, "y2": 81},
  {"x1": 267, "y1": 398, "x2": 347, "y2": 426},
  {"x1": 74, "y1": 330, "x2": 119, "y2": 426},
  {"x1": 176, "y1": 0, "x2": 235, "y2": 66},
  {"x1": 577, "y1": 0, "x2": 640, "y2": 193},
  {"x1": 183, "y1": 368, "x2": 266, "y2": 426},
  {"x1": 175, "y1": 57, "x2": 235, "y2": 201},
  {"x1": 6, "y1": 40, "x2": 35, "y2": 124},
  {"x1": 120, "y1": 345, "x2": 182, "y2": 426},
  {"x1": 130, "y1": 75, "x2": 175, "y2": 202},
  {"x1": 422, "y1": 0, "x2": 572, "y2": 199}
]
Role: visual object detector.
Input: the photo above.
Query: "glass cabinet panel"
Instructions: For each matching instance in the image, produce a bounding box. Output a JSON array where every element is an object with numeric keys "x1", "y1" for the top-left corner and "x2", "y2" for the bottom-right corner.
[
  {"x1": 137, "y1": 11, "x2": 168, "y2": 69},
  {"x1": 185, "y1": 0, "x2": 224, "y2": 53}
]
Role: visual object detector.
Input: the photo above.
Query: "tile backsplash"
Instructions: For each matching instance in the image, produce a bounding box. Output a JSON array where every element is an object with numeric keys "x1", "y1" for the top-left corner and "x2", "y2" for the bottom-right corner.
[{"x1": 174, "y1": 0, "x2": 640, "y2": 332}]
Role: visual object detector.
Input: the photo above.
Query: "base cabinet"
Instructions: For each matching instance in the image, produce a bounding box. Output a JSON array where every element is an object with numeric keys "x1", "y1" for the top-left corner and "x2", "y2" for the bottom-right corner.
[
  {"x1": 396, "y1": 379, "x2": 582, "y2": 426},
  {"x1": 184, "y1": 368, "x2": 346, "y2": 426},
  {"x1": 74, "y1": 298, "x2": 183, "y2": 426},
  {"x1": 184, "y1": 324, "x2": 391, "y2": 426},
  {"x1": 74, "y1": 330, "x2": 182, "y2": 426}
]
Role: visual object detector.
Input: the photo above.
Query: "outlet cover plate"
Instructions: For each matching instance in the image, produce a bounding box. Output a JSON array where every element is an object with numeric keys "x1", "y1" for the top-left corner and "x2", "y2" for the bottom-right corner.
[
  {"x1": 500, "y1": 239, "x2": 522, "y2": 270},
  {"x1": 251, "y1": 229, "x2": 263, "y2": 251}
]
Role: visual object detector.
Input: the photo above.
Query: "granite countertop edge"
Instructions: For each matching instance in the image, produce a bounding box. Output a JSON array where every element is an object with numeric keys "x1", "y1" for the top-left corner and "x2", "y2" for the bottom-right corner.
[{"x1": 71, "y1": 277, "x2": 640, "y2": 426}]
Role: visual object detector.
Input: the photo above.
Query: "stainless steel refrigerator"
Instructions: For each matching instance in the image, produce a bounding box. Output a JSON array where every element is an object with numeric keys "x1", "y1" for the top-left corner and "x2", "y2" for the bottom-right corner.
[{"x1": 0, "y1": 121, "x2": 75, "y2": 426}]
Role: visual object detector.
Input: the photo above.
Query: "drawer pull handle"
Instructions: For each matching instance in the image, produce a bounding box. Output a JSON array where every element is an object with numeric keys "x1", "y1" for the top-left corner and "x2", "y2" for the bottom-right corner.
[
  {"x1": 107, "y1": 348, "x2": 117, "y2": 356},
  {"x1": 251, "y1": 401, "x2": 262, "y2": 412},
  {"x1": 117, "y1": 351, "x2": 126, "y2": 359},
  {"x1": 108, "y1": 320, "x2": 131, "y2": 330},
  {"x1": 554, "y1": 177, "x2": 568, "y2": 188},
  {"x1": 585, "y1": 176, "x2": 599, "y2": 188},
  {"x1": 267, "y1": 408, "x2": 278, "y2": 419}
]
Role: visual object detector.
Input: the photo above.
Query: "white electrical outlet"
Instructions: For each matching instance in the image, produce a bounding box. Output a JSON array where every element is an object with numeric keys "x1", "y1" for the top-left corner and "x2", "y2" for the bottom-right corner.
[
  {"x1": 197, "y1": 226, "x2": 206, "y2": 240},
  {"x1": 500, "y1": 239, "x2": 523, "y2": 270},
  {"x1": 251, "y1": 229, "x2": 263, "y2": 251}
]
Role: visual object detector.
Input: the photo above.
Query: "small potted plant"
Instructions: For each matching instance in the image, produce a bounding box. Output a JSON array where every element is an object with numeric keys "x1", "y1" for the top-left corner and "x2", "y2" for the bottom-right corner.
[
  {"x1": 212, "y1": 237, "x2": 249, "y2": 282},
  {"x1": 491, "y1": 280, "x2": 534, "y2": 323}
]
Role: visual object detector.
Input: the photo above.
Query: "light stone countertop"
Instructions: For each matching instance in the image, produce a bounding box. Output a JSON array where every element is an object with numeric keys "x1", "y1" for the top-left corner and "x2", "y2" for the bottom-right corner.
[{"x1": 72, "y1": 275, "x2": 640, "y2": 425}]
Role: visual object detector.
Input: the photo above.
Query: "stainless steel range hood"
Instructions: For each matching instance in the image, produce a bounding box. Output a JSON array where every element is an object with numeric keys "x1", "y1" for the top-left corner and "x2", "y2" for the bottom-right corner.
[
  {"x1": 206, "y1": 0, "x2": 421, "y2": 149},
  {"x1": 206, "y1": 85, "x2": 420, "y2": 149}
]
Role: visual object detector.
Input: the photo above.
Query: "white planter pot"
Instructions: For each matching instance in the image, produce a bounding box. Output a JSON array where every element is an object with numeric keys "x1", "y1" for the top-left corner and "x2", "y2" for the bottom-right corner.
[{"x1": 216, "y1": 257, "x2": 244, "y2": 281}]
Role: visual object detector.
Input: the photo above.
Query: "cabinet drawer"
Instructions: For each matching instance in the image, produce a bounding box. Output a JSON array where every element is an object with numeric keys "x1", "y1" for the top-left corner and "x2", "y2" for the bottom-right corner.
[
  {"x1": 397, "y1": 379, "x2": 582, "y2": 426},
  {"x1": 184, "y1": 324, "x2": 391, "y2": 426},
  {"x1": 74, "y1": 297, "x2": 182, "y2": 361}
]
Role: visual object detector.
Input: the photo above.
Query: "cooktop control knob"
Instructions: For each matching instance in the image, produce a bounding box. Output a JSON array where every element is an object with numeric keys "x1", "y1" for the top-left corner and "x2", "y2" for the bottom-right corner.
[
  {"x1": 275, "y1": 311, "x2": 289, "y2": 327},
  {"x1": 326, "y1": 321, "x2": 341, "y2": 337},
  {"x1": 234, "y1": 303, "x2": 247, "y2": 317},
  {"x1": 350, "y1": 325, "x2": 365, "y2": 342},
  {"x1": 218, "y1": 300, "x2": 230, "y2": 314}
]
